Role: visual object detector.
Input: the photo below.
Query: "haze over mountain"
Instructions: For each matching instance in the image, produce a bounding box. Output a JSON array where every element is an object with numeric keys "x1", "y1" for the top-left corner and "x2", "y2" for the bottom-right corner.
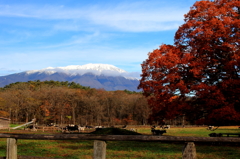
[{"x1": 0, "y1": 64, "x2": 141, "y2": 91}]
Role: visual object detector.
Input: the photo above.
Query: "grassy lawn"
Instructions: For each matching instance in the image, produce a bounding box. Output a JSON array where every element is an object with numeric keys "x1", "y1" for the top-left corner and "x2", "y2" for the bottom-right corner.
[
  {"x1": 138, "y1": 126, "x2": 240, "y2": 137},
  {"x1": 0, "y1": 126, "x2": 239, "y2": 159}
]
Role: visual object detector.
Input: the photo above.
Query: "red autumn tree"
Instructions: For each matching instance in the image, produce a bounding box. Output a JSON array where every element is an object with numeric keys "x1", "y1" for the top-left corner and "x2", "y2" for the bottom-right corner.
[{"x1": 139, "y1": 0, "x2": 240, "y2": 125}]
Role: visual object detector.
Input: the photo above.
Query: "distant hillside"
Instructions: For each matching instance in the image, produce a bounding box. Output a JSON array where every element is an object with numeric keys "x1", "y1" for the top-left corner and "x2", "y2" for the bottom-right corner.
[{"x1": 0, "y1": 64, "x2": 140, "y2": 91}]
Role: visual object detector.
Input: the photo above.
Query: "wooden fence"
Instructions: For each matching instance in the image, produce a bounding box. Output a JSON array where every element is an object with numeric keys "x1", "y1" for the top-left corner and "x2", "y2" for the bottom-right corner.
[{"x1": 0, "y1": 133, "x2": 240, "y2": 159}]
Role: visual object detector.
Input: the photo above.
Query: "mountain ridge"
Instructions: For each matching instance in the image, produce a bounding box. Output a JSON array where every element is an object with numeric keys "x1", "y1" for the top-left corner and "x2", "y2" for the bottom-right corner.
[{"x1": 0, "y1": 64, "x2": 140, "y2": 91}]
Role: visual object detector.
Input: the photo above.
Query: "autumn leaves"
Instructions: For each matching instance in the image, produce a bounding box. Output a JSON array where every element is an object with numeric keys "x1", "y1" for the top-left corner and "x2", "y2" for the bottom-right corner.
[{"x1": 139, "y1": 0, "x2": 240, "y2": 125}]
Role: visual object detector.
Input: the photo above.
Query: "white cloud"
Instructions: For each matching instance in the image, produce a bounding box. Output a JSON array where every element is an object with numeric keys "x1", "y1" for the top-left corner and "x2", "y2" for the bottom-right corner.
[
  {"x1": 34, "y1": 31, "x2": 102, "y2": 49},
  {"x1": 0, "y1": 44, "x2": 151, "y2": 76},
  {"x1": 0, "y1": 0, "x2": 195, "y2": 76},
  {"x1": 0, "y1": 2, "x2": 187, "y2": 32}
]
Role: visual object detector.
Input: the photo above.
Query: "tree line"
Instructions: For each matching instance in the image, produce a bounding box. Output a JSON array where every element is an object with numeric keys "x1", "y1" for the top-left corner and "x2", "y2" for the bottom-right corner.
[
  {"x1": 0, "y1": 80, "x2": 150, "y2": 126},
  {"x1": 0, "y1": 79, "x2": 233, "y2": 126}
]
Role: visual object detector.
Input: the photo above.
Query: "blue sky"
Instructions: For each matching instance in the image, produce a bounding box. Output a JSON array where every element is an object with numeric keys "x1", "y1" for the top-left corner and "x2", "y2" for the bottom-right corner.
[{"x1": 0, "y1": 0, "x2": 198, "y2": 77}]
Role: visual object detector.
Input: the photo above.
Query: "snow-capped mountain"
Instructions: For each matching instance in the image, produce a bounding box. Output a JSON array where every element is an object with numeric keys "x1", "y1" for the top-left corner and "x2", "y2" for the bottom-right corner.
[
  {"x1": 0, "y1": 64, "x2": 141, "y2": 91},
  {"x1": 26, "y1": 64, "x2": 138, "y2": 79}
]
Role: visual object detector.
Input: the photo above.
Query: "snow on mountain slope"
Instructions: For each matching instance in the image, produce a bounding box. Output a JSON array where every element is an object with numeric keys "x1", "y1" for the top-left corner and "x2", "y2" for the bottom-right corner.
[
  {"x1": 0, "y1": 64, "x2": 141, "y2": 91},
  {"x1": 26, "y1": 63, "x2": 139, "y2": 79}
]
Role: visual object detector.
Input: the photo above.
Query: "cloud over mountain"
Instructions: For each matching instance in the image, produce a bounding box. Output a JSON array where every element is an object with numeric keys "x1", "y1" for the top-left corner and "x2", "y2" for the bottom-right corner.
[{"x1": 0, "y1": 64, "x2": 141, "y2": 91}]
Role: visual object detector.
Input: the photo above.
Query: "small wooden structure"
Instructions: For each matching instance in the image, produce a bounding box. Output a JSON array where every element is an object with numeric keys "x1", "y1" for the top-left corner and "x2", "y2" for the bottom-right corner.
[{"x1": 0, "y1": 117, "x2": 10, "y2": 129}]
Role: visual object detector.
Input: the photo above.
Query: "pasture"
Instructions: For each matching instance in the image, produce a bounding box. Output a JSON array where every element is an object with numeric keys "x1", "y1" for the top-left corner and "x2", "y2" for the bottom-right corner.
[{"x1": 0, "y1": 126, "x2": 239, "y2": 159}]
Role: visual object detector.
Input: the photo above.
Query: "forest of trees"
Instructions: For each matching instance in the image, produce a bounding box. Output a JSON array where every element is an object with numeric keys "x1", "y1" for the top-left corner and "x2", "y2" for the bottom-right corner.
[
  {"x1": 0, "y1": 80, "x2": 150, "y2": 126},
  {"x1": 0, "y1": 80, "x2": 227, "y2": 126}
]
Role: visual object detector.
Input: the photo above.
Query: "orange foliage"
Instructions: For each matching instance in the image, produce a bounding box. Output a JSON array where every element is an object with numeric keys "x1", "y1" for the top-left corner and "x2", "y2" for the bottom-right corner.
[
  {"x1": 0, "y1": 110, "x2": 9, "y2": 118},
  {"x1": 114, "y1": 118, "x2": 121, "y2": 125},
  {"x1": 139, "y1": 0, "x2": 240, "y2": 125},
  {"x1": 123, "y1": 114, "x2": 134, "y2": 125},
  {"x1": 40, "y1": 105, "x2": 50, "y2": 117}
]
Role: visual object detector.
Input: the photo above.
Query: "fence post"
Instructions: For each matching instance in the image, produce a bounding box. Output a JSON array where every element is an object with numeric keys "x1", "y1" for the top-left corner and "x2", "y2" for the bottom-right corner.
[
  {"x1": 6, "y1": 138, "x2": 17, "y2": 159},
  {"x1": 93, "y1": 140, "x2": 106, "y2": 159},
  {"x1": 182, "y1": 142, "x2": 197, "y2": 159}
]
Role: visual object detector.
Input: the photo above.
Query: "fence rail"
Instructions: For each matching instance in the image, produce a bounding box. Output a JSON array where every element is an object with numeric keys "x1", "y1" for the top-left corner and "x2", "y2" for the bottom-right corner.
[
  {"x1": 1, "y1": 133, "x2": 240, "y2": 142},
  {"x1": 0, "y1": 133, "x2": 240, "y2": 159}
]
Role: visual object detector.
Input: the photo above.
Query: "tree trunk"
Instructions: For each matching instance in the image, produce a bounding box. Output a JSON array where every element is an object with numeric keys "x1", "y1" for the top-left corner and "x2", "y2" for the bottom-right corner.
[{"x1": 72, "y1": 106, "x2": 76, "y2": 125}]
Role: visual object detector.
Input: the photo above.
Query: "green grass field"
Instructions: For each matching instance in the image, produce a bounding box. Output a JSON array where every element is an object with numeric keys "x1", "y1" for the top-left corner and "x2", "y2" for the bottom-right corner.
[
  {"x1": 138, "y1": 126, "x2": 240, "y2": 137},
  {"x1": 0, "y1": 126, "x2": 239, "y2": 159}
]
